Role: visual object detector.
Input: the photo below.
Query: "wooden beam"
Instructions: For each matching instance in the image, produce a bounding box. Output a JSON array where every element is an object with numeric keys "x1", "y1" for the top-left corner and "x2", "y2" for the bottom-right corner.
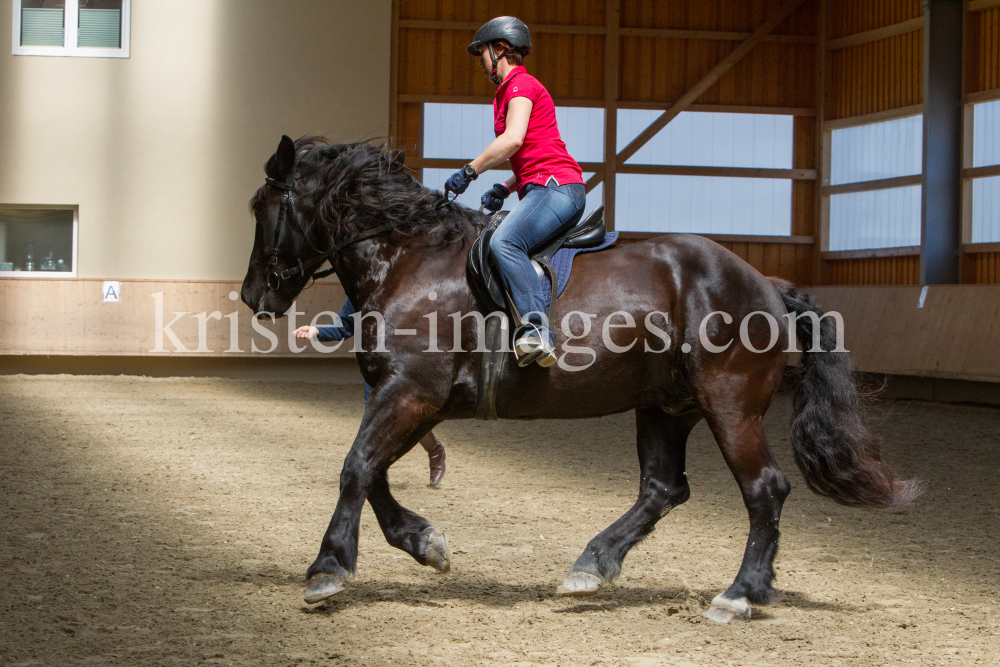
[
  {"x1": 823, "y1": 104, "x2": 923, "y2": 130},
  {"x1": 618, "y1": 27, "x2": 815, "y2": 43},
  {"x1": 618, "y1": 232, "x2": 815, "y2": 244},
  {"x1": 822, "y1": 174, "x2": 922, "y2": 196},
  {"x1": 814, "y1": 0, "x2": 827, "y2": 282},
  {"x1": 968, "y1": 0, "x2": 1000, "y2": 12},
  {"x1": 614, "y1": 0, "x2": 809, "y2": 168},
  {"x1": 962, "y1": 242, "x2": 1000, "y2": 254},
  {"x1": 602, "y1": 0, "x2": 620, "y2": 230},
  {"x1": 824, "y1": 17, "x2": 923, "y2": 51},
  {"x1": 966, "y1": 88, "x2": 1000, "y2": 105},
  {"x1": 397, "y1": 93, "x2": 816, "y2": 115},
  {"x1": 399, "y1": 20, "x2": 606, "y2": 35},
  {"x1": 821, "y1": 246, "x2": 921, "y2": 260},
  {"x1": 964, "y1": 165, "x2": 1000, "y2": 180},
  {"x1": 397, "y1": 19, "x2": 819, "y2": 41},
  {"x1": 388, "y1": 0, "x2": 400, "y2": 145},
  {"x1": 618, "y1": 164, "x2": 817, "y2": 179},
  {"x1": 407, "y1": 157, "x2": 605, "y2": 172}
]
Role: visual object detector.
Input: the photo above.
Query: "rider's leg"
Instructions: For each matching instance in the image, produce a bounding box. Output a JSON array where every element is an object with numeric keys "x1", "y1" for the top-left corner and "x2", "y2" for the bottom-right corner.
[{"x1": 488, "y1": 182, "x2": 585, "y2": 347}]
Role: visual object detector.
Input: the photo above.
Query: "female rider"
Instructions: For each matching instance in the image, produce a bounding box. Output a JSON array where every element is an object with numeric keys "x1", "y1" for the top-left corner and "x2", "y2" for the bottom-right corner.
[{"x1": 444, "y1": 16, "x2": 586, "y2": 368}]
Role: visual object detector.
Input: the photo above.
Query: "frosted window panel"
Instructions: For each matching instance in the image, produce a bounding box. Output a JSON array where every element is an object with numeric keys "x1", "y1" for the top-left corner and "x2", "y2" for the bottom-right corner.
[
  {"x1": 78, "y1": 1, "x2": 122, "y2": 49},
  {"x1": 20, "y1": 1, "x2": 65, "y2": 46},
  {"x1": 614, "y1": 174, "x2": 791, "y2": 235},
  {"x1": 973, "y1": 100, "x2": 1000, "y2": 168},
  {"x1": 971, "y1": 176, "x2": 1000, "y2": 244},
  {"x1": 423, "y1": 104, "x2": 603, "y2": 163},
  {"x1": 554, "y1": 107, "x2": 604, "y2": 163},
  {"x1": 828, "y1": 186, "x2": 921, "y2": 251},
  {"x1": 423, "y1": 104, "x2": 495, "y2": 160},
  {"x1": 617, "y1": 110, "x2": 793, "y2": 169},
  {"x1": 830, "y1": 115, "x2": 922, "y2": 185}
]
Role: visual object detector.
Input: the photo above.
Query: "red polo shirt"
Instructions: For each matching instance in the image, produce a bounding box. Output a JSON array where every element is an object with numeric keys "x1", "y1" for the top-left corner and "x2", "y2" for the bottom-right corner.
[{"x1": 493, "y1": 66, "x2": 584, "y2": 198}]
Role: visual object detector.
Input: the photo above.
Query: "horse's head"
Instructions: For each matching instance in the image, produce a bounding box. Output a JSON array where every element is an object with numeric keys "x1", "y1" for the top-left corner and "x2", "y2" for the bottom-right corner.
[{"x1": 241, "y1": 135, "x2": 328, "y2": 316}]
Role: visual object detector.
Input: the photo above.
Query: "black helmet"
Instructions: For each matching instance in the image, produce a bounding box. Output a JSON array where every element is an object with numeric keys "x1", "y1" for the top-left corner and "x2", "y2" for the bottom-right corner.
[{"x1": 467, "y1": 16, "x2": 531, "y2": 56}]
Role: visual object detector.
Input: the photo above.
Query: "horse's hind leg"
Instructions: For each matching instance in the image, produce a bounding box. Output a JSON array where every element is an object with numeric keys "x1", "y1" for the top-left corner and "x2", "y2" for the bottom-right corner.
[
  {"x1": 702, "y1": 411, "x2": 791, "y2": 623},
  {"x1": 558, "y1": 407, "x2": 700, "y2": 597}
]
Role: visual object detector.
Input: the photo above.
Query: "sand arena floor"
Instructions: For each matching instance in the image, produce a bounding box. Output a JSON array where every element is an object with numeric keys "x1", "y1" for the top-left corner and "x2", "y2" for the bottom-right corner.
[{"x1": 1, "y1": 375, "x2": 998, "y2": 666}]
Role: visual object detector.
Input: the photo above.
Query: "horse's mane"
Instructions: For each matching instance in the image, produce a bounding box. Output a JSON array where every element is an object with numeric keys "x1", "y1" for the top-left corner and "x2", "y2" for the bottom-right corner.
[{"x1": 255, "y1": 136, "x2": 486, "y2": 248}]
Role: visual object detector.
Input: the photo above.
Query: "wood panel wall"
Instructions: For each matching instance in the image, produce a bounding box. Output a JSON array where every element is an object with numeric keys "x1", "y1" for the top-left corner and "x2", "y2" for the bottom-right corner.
[
  {"x1": 824, "y1": 254, "x2": 921, "y2": 285},
  {"x1": 392, "y1": 0, "x2": 820, "y2": 286},
  {"x1": 964, "y1": 251, "x2": 1000, "y2": 284},
  {"x1": 618, "y1": 0, "x2": 817, "y2": 108},
  {"x1": 807, "y1": 285, "x2": 1000, "y2": 383},
  {"x1": 966, "y1": 6, "x2": 1000, "y2": 95},
  {"x1": 0, "y1": 280, "x2": 353, "y2": 357},
  {"x1": 821, "y1": 0, "x2": 923, "y2": 284},
  {"x1": 965, "y1": 6, "x2": 1000, "y2": 284}
]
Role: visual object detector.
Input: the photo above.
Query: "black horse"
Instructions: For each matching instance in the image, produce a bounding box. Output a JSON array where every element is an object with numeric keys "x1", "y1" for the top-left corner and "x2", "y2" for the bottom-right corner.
[{"x1": 240, "y1": 136, "x2": 919, "y2": 623}]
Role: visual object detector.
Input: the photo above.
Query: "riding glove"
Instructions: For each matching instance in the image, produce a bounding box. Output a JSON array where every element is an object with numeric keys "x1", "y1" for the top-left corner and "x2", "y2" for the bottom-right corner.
[
  {"x1": 444, "y1": 168, "x2": 476, "y2": 198},
  {"x1": 481, "y1": 183, "x2": 511, "y2": 213}
]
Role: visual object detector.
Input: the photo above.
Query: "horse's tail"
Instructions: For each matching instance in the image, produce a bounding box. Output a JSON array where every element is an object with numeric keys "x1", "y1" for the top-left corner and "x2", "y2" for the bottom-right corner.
[{"x1": 769, "y1": 278, "x2": 921, "y2": 508}]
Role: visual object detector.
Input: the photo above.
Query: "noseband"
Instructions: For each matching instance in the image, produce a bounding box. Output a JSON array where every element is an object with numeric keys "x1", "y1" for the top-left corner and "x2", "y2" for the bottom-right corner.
[{"x1": 262, "y1": 151, "x2": 411, "y2": 293}]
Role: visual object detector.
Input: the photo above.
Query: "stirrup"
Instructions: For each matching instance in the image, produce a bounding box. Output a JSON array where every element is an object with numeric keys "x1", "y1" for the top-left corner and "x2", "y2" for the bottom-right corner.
[{"x1": 514, "y1": 324, "x2": 556, "y2": 368}]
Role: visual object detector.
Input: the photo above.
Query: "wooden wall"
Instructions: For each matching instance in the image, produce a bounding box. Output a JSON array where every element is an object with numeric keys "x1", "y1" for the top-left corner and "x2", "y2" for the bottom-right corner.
[
  {"x1": 825, "y1": 255, "x2": 921, "y2": 286},
  {"x1": 0, "y1": 280, "x2": 353, "y2": 358},
  {"x1": 821, "y1": 0, "x2": 923, "y2": 285},
  {"x1": 808, "y1": 285, "x2": 1000, "y2": 383},
  {"x1": 392, "y1": 0, "x2": 820, "y2": 286},
  {"x1": 825, "y1": 0, "x2": 923, "y2": 121},
  {"x1": 965, "y1": 5, "x2": 1000, "y2": 284}
]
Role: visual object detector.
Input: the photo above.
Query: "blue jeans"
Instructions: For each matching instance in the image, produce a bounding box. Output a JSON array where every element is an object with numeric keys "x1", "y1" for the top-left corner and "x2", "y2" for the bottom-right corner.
[{"x1": 488, "y1": 182, "x2": 586, "y2": 343}]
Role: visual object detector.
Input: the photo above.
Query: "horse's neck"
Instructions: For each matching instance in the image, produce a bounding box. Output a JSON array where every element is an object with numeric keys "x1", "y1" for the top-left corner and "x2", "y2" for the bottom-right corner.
[{"x1": 333, "y1": 238, "x2": 436, "y2": 310}]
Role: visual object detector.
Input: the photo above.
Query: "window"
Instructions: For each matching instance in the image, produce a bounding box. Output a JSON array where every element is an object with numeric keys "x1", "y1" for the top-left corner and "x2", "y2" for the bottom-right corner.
[
  {"x1": 421, "y1": 103, "x2": 604, "y2": 219},
  {"x1": 970, "y1": 99, "x2": 1000, "y2": 244},
  {"x1": 615, "y1": 110, "x2": 794, "y2": 235},
  {"x1": 826, "y1": 114, "x2": 923, "y2": 251},
  {"x1": 0, "y1": 207, "x2": 77, "y2": 277},
  {"x1": 13, "y1": 0, "x2": 130, "y2": 58}
]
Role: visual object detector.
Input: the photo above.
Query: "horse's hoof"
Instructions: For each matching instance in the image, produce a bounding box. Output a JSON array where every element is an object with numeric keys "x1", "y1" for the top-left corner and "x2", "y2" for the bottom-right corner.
[
  {"x1": 704, "y1": 594, "x2": 751, "y2": 623},
  {"x1": 556, "y1": 571, "x2": 603, "y2": 597},
  {"x1": 304, "y1": 572, "x2": 348, "y2": 604},
  {"x1": 422, "y1": 528, "x2": 451, "y2": 573}
]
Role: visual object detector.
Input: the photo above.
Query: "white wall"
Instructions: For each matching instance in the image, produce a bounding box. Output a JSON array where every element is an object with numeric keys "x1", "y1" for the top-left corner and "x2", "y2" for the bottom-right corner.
[{"x1": 0, "y1": 0, "x2": 391, "y2": 279}]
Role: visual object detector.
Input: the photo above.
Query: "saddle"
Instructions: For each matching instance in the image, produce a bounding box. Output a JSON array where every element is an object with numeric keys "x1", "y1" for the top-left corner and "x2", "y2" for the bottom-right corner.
[
  {"x1": 467, "y1": 205, "x2": 606, "y2": 321},
  {"x1": 466, "y1": 205, "x2": 605, "y2": 421}
]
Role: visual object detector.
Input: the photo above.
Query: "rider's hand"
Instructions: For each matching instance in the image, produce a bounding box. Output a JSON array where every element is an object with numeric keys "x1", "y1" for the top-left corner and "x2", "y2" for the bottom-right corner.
[
  {"x1": 444, "y1": 169, "x2": 475, "y2": 198},
  {"x1": 293, "y1": 325, "x2": 319, "y2": 340},
  {"x1": 481, "y1": 182, "x2": 510, "y2": 213}
]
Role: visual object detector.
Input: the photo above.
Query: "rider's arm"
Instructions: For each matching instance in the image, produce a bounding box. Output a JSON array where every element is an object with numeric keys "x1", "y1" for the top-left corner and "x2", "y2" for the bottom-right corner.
[{"x1": 470, "y1": 97, "x2": 532, "y2": 175}]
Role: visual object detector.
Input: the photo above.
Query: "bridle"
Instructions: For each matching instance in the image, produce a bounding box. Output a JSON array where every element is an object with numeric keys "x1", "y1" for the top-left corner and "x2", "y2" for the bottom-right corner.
[{"x1": 261, "y1": 151, "x2": 412, "y2": 293}]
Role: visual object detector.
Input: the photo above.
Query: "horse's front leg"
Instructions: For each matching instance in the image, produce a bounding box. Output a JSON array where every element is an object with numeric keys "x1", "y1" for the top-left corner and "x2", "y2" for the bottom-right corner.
[{"x1": 304, "y1": 387, "x2": 441, "y2": 604}]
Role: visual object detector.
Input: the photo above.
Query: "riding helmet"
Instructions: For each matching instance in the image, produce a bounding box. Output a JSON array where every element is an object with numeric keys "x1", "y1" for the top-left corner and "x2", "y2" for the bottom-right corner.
[{"x1": 466, "y1": 16, "x2": 532, "y2": 56}]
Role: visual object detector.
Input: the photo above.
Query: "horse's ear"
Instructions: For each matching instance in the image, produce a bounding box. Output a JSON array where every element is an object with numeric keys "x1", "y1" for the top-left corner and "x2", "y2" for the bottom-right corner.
[{"x1": 274, "y1": 135, "x2": 296, "y2": 178}]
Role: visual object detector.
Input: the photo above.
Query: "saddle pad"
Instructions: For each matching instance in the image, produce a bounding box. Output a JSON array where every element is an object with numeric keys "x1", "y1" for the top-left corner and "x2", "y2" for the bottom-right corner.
[{"x1": 539, "y1": 231, "x2": 619, "y2": 309}]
